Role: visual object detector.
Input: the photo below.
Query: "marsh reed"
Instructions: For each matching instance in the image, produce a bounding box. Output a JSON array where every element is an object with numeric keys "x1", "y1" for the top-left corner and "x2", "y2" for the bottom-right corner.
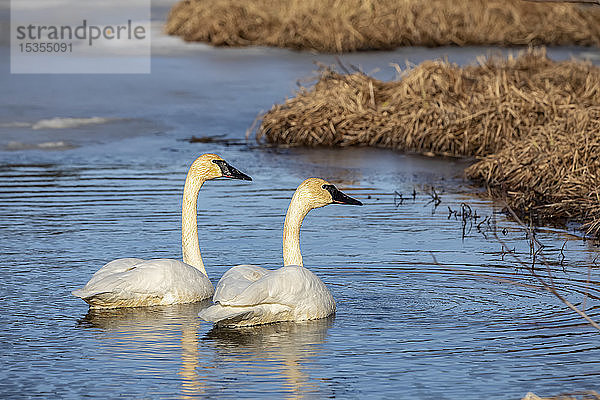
[{"x1": 165, "y1": 0, "x2": 600, "y2": 52}]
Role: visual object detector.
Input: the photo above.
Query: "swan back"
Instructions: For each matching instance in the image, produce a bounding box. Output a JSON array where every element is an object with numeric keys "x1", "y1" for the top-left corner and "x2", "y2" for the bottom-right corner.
[
  {"x1": 201, "y1": 265, "x2": 335, "y2": 327},
  {"x1": 73, "y1": 258, "x2": 214, "y2": 308}
]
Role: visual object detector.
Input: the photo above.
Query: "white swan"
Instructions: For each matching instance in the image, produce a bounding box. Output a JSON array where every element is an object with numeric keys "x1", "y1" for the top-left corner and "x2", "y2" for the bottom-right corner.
[
  {"x1": 199, "y1": 178, "x2": 362, "y2": 327},
  {"x1": 72, "y1": 153, "x2": 252, "y2": 309}
]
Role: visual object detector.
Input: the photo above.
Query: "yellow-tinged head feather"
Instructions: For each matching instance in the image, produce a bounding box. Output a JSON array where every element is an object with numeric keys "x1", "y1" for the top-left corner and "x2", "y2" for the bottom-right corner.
[
  {"x1": 187, "y1": 153, "x2": 251, "y2": 183},
  {"x1": 294, "y1": 177, "x2": 362, "y2": 209}
]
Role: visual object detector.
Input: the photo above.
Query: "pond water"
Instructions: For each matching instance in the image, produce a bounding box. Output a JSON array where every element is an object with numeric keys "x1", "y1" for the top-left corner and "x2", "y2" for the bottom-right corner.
[{"x1": 1, "y1": 2, "x2": 600, "y2": 398}]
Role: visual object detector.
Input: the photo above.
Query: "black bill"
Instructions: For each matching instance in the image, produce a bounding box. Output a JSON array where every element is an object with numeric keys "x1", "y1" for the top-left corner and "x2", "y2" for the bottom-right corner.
[
  {"x1": 323, "y1": 184, "x2": 363, "y2": 206},
  {"x1": 212, "y1": 160, "x2": 252, "y2": 181}
]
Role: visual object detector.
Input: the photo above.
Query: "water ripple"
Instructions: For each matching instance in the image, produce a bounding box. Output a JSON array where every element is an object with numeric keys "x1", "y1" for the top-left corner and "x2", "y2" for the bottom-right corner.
[{"x1": 1, "y1": 148, "x2": 599, "y2": 399}]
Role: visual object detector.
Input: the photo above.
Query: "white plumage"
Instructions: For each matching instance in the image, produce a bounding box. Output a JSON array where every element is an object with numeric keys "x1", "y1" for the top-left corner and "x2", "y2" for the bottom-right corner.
[
  {"x1": 72, "y1": 258, "x2": 214, "y2": 308},
  {"x1": 201, "y1": 265, "x2": 335, "y2": 327},
  {"x1": 72, "y1": 154, "x2": 251, "y2": 309},
  {"x1": 200, "y1": 177, "x2": 362, "y2": 327}
]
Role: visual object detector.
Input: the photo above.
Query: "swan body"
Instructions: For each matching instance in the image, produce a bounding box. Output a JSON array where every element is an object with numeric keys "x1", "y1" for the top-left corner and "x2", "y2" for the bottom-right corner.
[
  {"x1": 72, "y1": 258, "x2": 213, "y2": 308},
  {"x1": 201, "y1": 265, "x2": 335, "y2": 327},
  {"x1": 200, "y1": 178, "x2": 362, "y2": 327},
  {"x1": 72, "y1": 154, "x2": 251, "y2": 309}
]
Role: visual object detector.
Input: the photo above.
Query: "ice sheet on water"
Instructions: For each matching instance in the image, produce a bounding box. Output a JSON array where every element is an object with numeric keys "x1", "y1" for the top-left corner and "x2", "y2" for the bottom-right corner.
[
  {"x1": 0, "y1": 116, "x2": 119, "y2": 130},
  {"x1": 5, "y1": 140, "x2": 74, "y2": 150}
]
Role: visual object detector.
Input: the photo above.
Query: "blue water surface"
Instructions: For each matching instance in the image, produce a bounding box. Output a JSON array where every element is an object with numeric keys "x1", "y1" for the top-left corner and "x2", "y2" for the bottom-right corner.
[{"x1": 1, "y1": 2, "x2": 599, "y2": 398}]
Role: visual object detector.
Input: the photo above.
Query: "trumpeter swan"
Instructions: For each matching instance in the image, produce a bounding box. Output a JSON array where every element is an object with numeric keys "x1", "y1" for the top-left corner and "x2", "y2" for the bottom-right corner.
[
  {"x1": 72, "y1": 153, "x2": 251, "y2": 309},
  {"x1": 199, "y1": 178, "x2": 362, "y2": 327}
]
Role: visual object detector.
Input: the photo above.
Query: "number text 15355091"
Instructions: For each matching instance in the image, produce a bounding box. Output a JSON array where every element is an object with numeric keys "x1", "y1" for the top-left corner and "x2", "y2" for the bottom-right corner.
[{"x1": 18, "y1": 42, "x2": 73, "y2": 53}]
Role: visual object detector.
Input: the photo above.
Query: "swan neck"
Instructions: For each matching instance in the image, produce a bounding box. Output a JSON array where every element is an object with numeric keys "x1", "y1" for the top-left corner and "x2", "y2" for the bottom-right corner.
[
  {"x1": 182, "y1": 174, "x2": 207, "y2": 276},
  {"x1": 282, "y1": 193, "x2": 310, "y2": 267}
]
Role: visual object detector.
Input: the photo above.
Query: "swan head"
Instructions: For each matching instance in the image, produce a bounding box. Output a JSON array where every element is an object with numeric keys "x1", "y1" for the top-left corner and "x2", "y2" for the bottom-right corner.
[
  {"x1": 296, "y1": 178, "x2": 363, "y2": 209},
  {"x1": 189, "y1": 153, "x2": 252, "y2": 182}
]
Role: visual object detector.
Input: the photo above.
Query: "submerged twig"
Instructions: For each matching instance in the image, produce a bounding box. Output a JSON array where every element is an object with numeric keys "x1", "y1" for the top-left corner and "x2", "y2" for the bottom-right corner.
[
  {"x1": 583, "y1": 265, "x2": 592, "y2": 312},
  {"x1": 425, "y1": 186, "x2": 442, "y2": 213},
  {"x1": 501, "y1": 245, "x2": 516, "y2": 262},
  {"x1": 448, "y1": 202, "x2": 485, "y2": 239},
  {"x1": 560, "y1": 241, "x2": 567, "y2": 271},
  {"x1": 394, "y1": 191, "x2": 404, "y2": 207}
]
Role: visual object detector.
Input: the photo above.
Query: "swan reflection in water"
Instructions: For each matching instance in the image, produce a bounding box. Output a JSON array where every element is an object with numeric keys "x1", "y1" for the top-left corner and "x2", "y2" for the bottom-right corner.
[
  {"x1": 77, "y1": 301, "x2": 211, "y2": 399},
  {"x1": 77, "y1": 305, "x2": 333, "y2": 399},
  {"x1": 203, "y1": 316, "x2": 334, "y2": 399}
]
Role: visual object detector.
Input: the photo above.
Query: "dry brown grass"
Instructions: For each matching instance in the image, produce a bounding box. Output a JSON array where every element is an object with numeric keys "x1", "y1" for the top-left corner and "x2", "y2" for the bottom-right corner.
[
  {"x1": 522, "y1": 391, "x2": 600, "y2": 400},
  {"x1": 165, "y1": 0, "x2": 600, "y2": 52},
  {"x1": 253, "y1": 48, "x2": 600, "y2": 236},
  {"x1": 466, "y1": 121, "x2": 600, "y2": 236}
]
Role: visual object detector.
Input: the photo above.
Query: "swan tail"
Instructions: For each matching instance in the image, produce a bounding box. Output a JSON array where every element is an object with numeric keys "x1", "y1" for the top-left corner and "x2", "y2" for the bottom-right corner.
[
  {"x1": 72, "y1": 286, "x2": 114, "y2": 299},
  {"x1": 199, "y1": 304, "x2": 259, "y2": 327},
  {"x1": 72, "y1": 288, "x2": 94, "y2": 299},
  {"x1": 199, "y1": 303, "x2": 294, "y2": 327},
  {"x1": 71, "y1": 289, "x2": 108, "y2": 307},
  {"x1": 72, "y1": 288, "x2": 140, "y2": 308}
]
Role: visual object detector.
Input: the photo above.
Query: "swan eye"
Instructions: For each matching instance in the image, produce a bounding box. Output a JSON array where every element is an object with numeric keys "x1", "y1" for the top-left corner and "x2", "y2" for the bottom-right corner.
[{"x1": 322, "y1": 184, "x2": 326, "y2": 189}]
